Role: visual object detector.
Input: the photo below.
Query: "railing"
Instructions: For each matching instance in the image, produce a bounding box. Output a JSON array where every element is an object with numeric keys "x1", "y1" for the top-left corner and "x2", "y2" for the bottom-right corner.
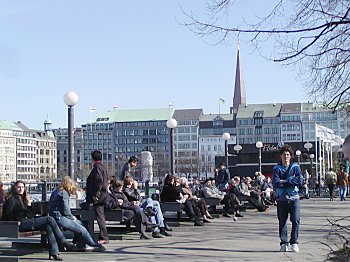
[{"x1": 1, "y1": 181, "x2": 86, "y2": 201}]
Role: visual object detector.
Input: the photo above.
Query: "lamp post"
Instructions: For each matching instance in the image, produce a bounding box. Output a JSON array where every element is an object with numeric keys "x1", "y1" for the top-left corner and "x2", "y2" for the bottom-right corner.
[
  {"x1": 64, "y1": 91, "x2": 78, "y2": 180},
  {"x1": 233, "y1": 144, "x2": 242, "y2": 177},
  {"x1": 166, "y1": 118, "x2": 177, "y2": 175},
  {"x1": 296, "y1": 150, "x2": 301, "y2": 165},
  {"x1": 310, "y1": 153, "x2": 315, "y2": 190},
  {"x1": 255, "y1": 141, "x2": 263, "y2": 173},
  {"x1": 222, "y1": 132, "x2": 231, "y2": 168}
]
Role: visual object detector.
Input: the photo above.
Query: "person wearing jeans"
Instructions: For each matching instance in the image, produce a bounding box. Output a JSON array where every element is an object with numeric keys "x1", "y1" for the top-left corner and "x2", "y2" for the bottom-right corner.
[
  {"x1": 2, "y1": 180, "x2": 75, "y2": 261},
  {"x1": 273, "y1": 144, "x2": 303, "y2": 253},
  {"x1": 337, "y1": 166, "x2": 348, "y2": 201},
  {"x1": 49, "y1": 176, "x2": 105, "y2": 252}
]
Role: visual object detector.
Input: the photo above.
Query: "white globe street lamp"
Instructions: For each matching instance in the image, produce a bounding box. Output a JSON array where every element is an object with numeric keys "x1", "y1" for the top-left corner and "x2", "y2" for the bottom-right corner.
[
  {"x1": 304, "y1": 142, "x2": 313, "y2": 152},
  {"x1": 296, "y1": 150, "x2": 302, "y2": 165},
  {"x1": 233, "y1": 144, "x2": 242, "y2": 154},
  {"x1": 255, "y1": 141, "x2": 263, "y2": 173},
  {"x1": 222, "y1": 133, "x2": 231, "y2": 168},
  {"x1": 166, "y1": 118, "x2": 177, "y2": 175},
  {"x1": 64, "y1": 91, "x2": 79, "y2": 180}
]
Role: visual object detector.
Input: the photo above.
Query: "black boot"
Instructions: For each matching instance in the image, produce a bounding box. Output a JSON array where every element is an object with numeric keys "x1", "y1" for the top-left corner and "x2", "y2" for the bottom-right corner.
[{"x1": 160, "y1": 227, "x2": 172, "y2": 236}]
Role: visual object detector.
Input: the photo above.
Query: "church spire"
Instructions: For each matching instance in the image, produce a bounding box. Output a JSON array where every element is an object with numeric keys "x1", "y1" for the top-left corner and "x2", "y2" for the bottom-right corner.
[{"x1": 231, "y1": 45, "x2": 247, "y2": 114}]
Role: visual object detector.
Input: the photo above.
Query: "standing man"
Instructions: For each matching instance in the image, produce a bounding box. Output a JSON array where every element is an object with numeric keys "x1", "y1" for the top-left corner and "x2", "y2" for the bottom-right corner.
[
  {"x1": 120, "y1": 156, "x2": 138, "y2": 181},
  {"x1": 86, "y1": 150, "x2": 109, "y2": 244},
  {"x1": 325, "y1": 168, "x2": 337, "y2": 201},
  {"x1": 272, "y1": 144, "x2": 303, "y2": 253},
  {"x1": 337, "y1": 166, "x2": 348, "y2": 201},
  {"x1": 217, "y1": 163, "x2": 230, "y2": 191}
]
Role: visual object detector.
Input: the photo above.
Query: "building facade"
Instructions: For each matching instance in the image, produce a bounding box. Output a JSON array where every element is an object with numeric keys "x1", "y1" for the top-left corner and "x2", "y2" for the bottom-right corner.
[
  {"x1": 173, "y1": 109, "x2": 202, "y2": 176},
  {"x1": 54, "y1": 127, "x2": 84, "y2": 180},
  {"x1": 81, "y1": 108, "x2": 174, "y2": 180}
]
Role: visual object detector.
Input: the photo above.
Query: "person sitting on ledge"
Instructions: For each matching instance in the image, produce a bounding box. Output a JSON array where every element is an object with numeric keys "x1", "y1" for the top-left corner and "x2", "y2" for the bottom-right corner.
[
  {"x1": 49, "y1": 176, "x2": 105, "y2": 252},
  {"x1": 109, "y1": 180, "x2": 158, "y2": 239},
  {"x1": 123, "y1": 175, "x2": 172, "y2": 237},
  {"x1": 2, "y1": 180, "x2": 76, "y2": 261}
]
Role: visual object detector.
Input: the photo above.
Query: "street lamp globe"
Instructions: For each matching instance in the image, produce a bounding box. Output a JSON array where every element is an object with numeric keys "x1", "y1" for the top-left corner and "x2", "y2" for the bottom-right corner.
[
  {"x1": 310, "y1": 154, "x2": 315, "y2": 159},
  {"x1": 233, "y1": 144, "x2": 242, "y2": 153},
  {"x1": 304, "y1": 142, "x2": 313, "y2": 151},
  {"x1": 222, "y1": 132, "x2": 230, "y2": 141},
  {"x1": 166, "y1": 118, "x2": 177, "y2": 129},
  {"x1": 255, "y1": 141, "x2": 263, "y2": 149},
  {"x1": 296, "y1": 150, "x2": 301, "y2": 156},
  {"x1": 63, "y1": 91, "x2": 79, "y2": 106}
]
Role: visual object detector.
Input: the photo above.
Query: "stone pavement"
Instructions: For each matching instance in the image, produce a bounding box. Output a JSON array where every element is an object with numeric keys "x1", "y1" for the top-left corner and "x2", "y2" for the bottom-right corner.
[{"x1": 0, "y1": 198, "x2": 348, "y2": 262}]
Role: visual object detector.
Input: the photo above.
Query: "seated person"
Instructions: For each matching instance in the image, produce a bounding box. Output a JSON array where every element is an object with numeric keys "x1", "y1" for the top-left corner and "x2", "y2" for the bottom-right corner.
[
  {"x1": 260, "y1": 177, "x2": 275, "y2": 204},
  {"x1": 161, "y1": 175, "x2": 204, "y2": 226},
  {"x1": 109, "y1": 180, "x2": 155, "y2": 240},
  {"x1": 191, "y1": 176, "x2": 202, "y2": 198},
  {"x1": 180, "y1": 177, "x2": 213, "y2": 222},
  {"x1": 202, "y1": 179, "x2": 242, "y2": 219},
  {"x1": 2, "y1": 180, "x2": 76, "y2": 261},
  {"x1": 49, "y1": 176, "x2": 105, "y2": 252},
  {"x1": 229, "y1": 177, "x2": 268, "y2": 212},
  {"x1": 123, "y1": 175, "x2": 172, "y2": 237}
]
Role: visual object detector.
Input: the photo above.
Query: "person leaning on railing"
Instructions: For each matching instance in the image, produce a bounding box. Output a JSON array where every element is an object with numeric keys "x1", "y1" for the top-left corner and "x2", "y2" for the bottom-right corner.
[{"x1": 2, "y1": 180, "x2": 76, "y2": 261}]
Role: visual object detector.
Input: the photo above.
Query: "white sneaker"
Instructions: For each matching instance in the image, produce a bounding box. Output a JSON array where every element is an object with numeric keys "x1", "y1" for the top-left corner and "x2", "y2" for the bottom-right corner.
[
  {"x1": 232, "y1": 216, "x2": 237, "y2": 221},
  {"x1": 280, "y1": 244, "x2": 289, "y2": 252},
  {"x1": 291, "y1": 243, "x2": 299, "y2": 252}
]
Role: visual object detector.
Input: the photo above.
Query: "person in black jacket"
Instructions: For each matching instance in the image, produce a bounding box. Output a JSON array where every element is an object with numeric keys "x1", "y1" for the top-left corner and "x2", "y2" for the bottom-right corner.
[
  {"x1": 3, "y1": 181, "x2": 76, "y2": 261},
  {"x1": 86, "y1": 150, "x2": 109, "y2": 244},
  {"x1": 108, "y1": 180, "x2": 154, "y2": 239},
  {"x1": 123, "y1": 175, "x2": 171, "y2": 237}
]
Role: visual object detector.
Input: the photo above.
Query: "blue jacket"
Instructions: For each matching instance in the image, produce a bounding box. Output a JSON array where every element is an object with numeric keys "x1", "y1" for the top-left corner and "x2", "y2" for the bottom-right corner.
[
  {"x1": 49, "y1": 189, "x2": 75, "y2": 220},
  {"x1": 272, "y1": 162, "x2": 303, "y2": 201}
]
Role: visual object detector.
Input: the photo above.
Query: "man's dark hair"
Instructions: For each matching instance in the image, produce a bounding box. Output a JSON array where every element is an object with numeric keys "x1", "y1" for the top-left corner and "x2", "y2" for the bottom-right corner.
[
  {"x1": 91, "y1": 150, "x2": 102, "y2": 161},
  {"x1": 128, "y1": 156, "x2": 138, "y2": 163},
  {"x1": 279, "y1": 144, "x2": 294, "y2": 158}
]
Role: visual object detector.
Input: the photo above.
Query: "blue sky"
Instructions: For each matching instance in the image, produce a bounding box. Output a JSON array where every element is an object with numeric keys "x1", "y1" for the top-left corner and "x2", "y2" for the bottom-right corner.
[{"x1": 0, "y1": 1, "x2": 307, "y2": 130}]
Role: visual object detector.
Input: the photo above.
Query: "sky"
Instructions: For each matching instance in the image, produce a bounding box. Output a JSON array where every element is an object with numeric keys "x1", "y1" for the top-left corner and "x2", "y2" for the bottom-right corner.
[{"x1": 0, "y1": 1, "x2": 308, "y2": 130}]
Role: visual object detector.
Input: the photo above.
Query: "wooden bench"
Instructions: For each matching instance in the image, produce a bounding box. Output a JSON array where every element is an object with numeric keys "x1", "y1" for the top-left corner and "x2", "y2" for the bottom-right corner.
[
  {"x1": 0, "y1": 201, "x2": 49, "y2": 247},
  {"x1": 160, "y1": 202, "x2": 184, "y2": 222},
  {"x1": 72, "y1": 204, "x2": 126, "y2": 235}
]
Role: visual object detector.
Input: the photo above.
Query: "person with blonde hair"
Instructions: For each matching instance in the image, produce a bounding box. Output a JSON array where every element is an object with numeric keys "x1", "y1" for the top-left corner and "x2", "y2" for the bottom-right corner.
[{"x1": 49, "y1": 176, "x2": 105, "y2": 252}]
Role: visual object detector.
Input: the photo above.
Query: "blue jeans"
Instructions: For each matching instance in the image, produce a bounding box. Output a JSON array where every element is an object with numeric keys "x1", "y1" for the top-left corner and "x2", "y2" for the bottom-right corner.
[
  {"x1": 339, "y1": 186, "x2": 347, "y2": 200},
  {"x1": 276, "y1": 199, "x2": 300, "y2": 245},
  {"x1": 19, "y1": 216, "x2": 67, "y2": 256},
  {"x1": 55, "y1": 216, "x2": 101, "y2": 250},
  {"x1": 141, "y1": 198, "x2": 165, "y2": 229}
]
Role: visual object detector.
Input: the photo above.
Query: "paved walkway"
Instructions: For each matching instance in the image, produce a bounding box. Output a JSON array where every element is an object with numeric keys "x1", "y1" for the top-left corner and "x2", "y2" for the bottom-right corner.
[{"x1": 0, "y1": 198, "x2": 348, "y2": 261}]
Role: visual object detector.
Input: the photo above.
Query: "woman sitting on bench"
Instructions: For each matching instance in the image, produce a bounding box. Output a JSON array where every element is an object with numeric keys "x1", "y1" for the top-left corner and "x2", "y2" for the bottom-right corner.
[
  {"x1": 49, "y1": 176, "x2": 105, "y2": 252},
  {"x1": 2, "y1": 180, "x2": 76, "y2": 261}
]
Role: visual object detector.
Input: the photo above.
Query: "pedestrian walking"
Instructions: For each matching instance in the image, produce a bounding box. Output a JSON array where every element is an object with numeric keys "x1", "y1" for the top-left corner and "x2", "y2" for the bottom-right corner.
[
  {"x1": 337, "y1": 166, "x2": 348, "y2": 201},
  {"x1": 272, "y1": 144, "x2": 303, "y2": 253},
  {"x1": 325, "y1": 168, "x2": 337, "y2": 201},
  {"x1": 86, "y1": 150, "x2": 109, "y2": 244}
]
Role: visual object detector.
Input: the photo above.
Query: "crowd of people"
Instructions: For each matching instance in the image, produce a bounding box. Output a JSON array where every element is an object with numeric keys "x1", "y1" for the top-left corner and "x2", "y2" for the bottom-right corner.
[{"x1": 1, "y1": 147, "x2": 350, "y2": 259}]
